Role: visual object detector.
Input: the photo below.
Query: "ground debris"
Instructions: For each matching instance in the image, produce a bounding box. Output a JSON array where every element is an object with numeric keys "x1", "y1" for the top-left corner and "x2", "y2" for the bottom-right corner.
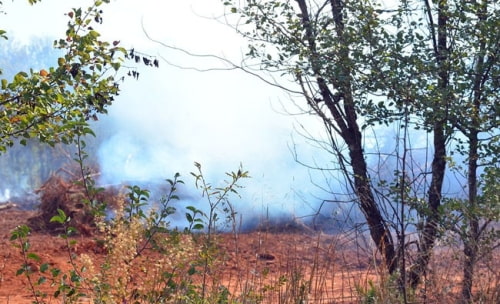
[{"x1": 26, "y1": 173, "x2": 120, "y2": 235}]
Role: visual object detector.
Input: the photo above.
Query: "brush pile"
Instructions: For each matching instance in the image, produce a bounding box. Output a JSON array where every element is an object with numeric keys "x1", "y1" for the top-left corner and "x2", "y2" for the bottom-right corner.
[{"x1": 27, "y1": 174, "x2": 120, "y2": 235}]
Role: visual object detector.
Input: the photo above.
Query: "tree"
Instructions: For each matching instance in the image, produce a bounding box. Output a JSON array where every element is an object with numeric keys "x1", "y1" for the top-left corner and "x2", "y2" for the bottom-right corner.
[
  {"x1": 0, "y1": 0, "x2": 126, "y2": 153},
  {"x1": 221, "y1": 0, "x2": 499, "y2": 299},
  {"x1": 436, "y1": 1, "x2": 499, "y2": 301}
]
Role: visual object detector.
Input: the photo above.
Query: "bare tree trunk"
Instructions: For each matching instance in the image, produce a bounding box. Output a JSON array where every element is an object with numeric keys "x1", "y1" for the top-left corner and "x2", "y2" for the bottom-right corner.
[
  {"x1": 408, "y1": 125, "x2": 447, "y2": 288},
  {"x1": 409, "y1": 0, "x2": 449, "y2": 288},
  {"x1": 460, "y1": 1, "x2": 490, "y2": 300},
  {"x1": 348, "y1": 129, "x2": 397, "y2": 273},
  {"x1": 462, "y1": 170, "x2": 479, "y2": 304}
]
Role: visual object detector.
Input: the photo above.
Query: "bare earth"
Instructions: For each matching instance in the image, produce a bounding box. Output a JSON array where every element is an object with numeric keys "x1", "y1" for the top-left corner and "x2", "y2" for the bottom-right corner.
[{"x1": 0, "y1": 210, "x2": 498, "y2": 304}]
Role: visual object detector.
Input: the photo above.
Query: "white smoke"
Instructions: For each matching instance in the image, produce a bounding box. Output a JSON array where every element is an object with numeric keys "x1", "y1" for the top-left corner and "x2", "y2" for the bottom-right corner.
[{"x1": 0, "y1": 189, "x2": 11, "y2": 202}]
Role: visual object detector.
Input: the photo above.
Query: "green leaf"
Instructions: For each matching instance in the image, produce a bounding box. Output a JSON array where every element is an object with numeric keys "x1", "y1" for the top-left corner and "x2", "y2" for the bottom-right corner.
[
  {"x1": 22, "y1": 241, "x2": 30, "y2": 251},
  {"x1": 111, "y1": 62, "x2": 120, "y2": 71},
  {"x1": 67, "y1": 228, "x2": 77, "y2": 236},
  {"x1": 193, "y1": 223, "x2": 204, "y2": 230},
  {"x1": 70, "y1": 271, "x2": 80, "y2": 283},
  {"x1": 40, "y1": 263, "x2": 49, "y2": 273},
  {"x1": 57, "y1": 57, "x2": 66, "y2": 67},
  {"x1": 37, "y1": 276, "x2": 47, "y2": 285},
  {"x1": 188, "y1": 264, "x2": 196, "y2": 275},
  {"x1": 49, "y1": 216, "x2": 63, "y2": 224},
  {"x1": 13, "y1": 72, "x2": 27, "y2": 83},
  {"x1": 50, "y1": 208, "x2": 67, "y2": 224},
  {"x1": 51, "y1": 268, "x2": 61, "y2": 277},
  {"x1": 27, "y1": 252, "x2": 40, "y2": 261}
]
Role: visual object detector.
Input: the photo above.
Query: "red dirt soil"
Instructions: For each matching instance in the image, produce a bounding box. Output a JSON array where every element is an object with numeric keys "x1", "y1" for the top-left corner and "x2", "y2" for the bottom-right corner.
[{"x1": 0, "y1": 209, "x2": 498, "y2": 304}]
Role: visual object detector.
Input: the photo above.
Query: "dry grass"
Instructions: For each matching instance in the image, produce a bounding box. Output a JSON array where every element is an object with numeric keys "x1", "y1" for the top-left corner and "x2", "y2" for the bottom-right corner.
[
  {"x1": 0, "y1": 210, "x2": 498, "y2": 303},
  {"x1": 186, "y1": 228, "x2": 499, "y2": 303}
]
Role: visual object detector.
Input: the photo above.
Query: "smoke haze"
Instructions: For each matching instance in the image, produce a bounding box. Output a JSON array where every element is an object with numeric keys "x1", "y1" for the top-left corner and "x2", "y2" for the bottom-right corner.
[
  {"x1": 0, "y1": 0, "x2": 471, "y2": 231},
  {"x1": 0, "y1": 0, "x2": 333, "y2": 228}
]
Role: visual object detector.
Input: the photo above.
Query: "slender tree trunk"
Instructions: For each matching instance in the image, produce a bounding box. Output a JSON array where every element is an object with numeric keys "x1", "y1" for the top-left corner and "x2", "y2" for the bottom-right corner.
[
  {"x1": 408, "y1": 124, "x2": 447, "y2": 288},
  {"x1": 296, "y1": 0, "x2": 397, "y2": 273},
  {"x1": 460, "y1": 1, "x2": 488, "y2": 300},
  {"x1": 329, "y1": 0, "x2": 396, "y2": 273},
  {"x1": 462, "y1": 131, "x2": 479, "y2": 302},
  {"x1": 347, "y1": 128, "x2": 397, "y2": 273},
  {"x1": 409, "y1": 0, "x2": 449, "y2": 288}
]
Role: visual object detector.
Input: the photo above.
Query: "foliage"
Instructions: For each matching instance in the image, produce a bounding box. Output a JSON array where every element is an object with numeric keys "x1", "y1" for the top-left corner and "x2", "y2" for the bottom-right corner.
[
  {"x1": 10, "y1": 158, "x2": 249, "y2": 303},
  {"x1": 191, "y1": 162, "x2": 249, "y2": 235},
  {"x1": 0, "y1": 0, "x2": 160, "y2": 198},
  {"x1": 441, "y1": 166, "x2": 500, "y2": 263},
  {"x1": 0, "y1": 0, "x2": 125, "y2": 152},
  {"x1": 190, "y1": 161, "x2": 250, "y2": 300}
]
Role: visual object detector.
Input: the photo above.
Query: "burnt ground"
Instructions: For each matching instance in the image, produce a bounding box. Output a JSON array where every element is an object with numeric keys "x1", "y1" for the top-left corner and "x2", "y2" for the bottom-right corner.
[{"x1": 0, "y1": 209, "x2": 498, "y2": 304}]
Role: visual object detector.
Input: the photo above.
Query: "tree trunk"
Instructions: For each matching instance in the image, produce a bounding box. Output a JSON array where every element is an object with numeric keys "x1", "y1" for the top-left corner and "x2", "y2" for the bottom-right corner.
[
  {"x1": 296, "y1": 0, "x2": 397, "y2": 274},
  {"x1": 408, "y1": 0, "x2": 449, "y2": 288},
  {"x1": 460, "y1": 1, "x2": 489, "y2": 299},
  {"x1": 408, "y1": 124, "x2": 446, "y2": 288},
  {"x1": 347, "y1": 127, "x2": 397, "y2": 273},
  {"x1": 462, "y1": 238, "x2": 478, "y2": 304}
]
